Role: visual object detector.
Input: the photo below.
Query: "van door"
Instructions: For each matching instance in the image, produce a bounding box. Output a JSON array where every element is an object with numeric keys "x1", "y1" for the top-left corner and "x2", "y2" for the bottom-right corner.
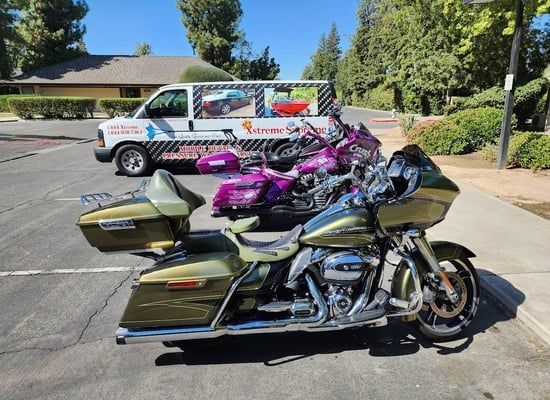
[{"x1": 142, "y1": 88, "x2": 192, "y2": 162}]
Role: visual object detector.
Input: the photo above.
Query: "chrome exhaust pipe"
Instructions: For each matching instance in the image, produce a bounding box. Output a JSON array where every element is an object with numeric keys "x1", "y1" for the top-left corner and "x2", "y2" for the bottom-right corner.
[{"x1": 116, "y1": 274, "x2": 328, "y2": 345}]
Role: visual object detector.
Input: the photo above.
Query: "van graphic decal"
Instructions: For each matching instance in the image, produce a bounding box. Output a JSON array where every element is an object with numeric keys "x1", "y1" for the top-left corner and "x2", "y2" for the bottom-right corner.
[{"x1": 145, "y1": 124, "x2": 176, "y2": 140}]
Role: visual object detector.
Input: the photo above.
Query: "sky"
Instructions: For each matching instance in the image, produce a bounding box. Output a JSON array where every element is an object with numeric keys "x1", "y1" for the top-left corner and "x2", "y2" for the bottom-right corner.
[{"x1": 83, "y1": 0, "x2": 360, "y2": 80}]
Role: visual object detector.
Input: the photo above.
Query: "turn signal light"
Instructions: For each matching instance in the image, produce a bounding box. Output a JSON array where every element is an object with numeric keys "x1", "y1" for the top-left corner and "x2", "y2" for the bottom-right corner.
[{"x1": 97, "y1": 138, "x2": 105, "y2": 147}]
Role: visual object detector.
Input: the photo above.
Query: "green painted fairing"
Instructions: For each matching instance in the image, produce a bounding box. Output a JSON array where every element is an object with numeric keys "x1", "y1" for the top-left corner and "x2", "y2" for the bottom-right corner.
[
  {"x1": 120, "y1": 252, "x2": 246, "y2": 328},
  {"x1": 378, "y1": 171, "x2": 459, "y2": 233},
  {"x1": 300, "y1": 206, "x2": 375, "y2": 248}
]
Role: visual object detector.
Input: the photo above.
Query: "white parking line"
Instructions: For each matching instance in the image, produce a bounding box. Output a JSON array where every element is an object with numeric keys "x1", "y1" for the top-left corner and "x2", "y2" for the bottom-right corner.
[
  {"x1": 54, "y1": 198, "x2": 80, "y2": 201},
  {"x1": 0, "y1": 266, "x2": 143, "y2": 277}
]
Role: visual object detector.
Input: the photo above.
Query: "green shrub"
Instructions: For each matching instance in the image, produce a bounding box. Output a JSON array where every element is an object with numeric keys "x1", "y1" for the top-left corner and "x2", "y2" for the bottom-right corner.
[
  {"x1": 363, "y1": 86, "x2": 394, "y2": 110},
  {"x1": 398, "y1": 113, "x2": 418, "y2": 137},
  {"x1": 179, "y1": 65, "x2": 234, "y2": 83},
  {"x1": 447, "y1": 107, "x2": 513, "y2": 149},
  {"x1": 0, "y1": 94, "x2": 36, "y2": 113},
  {"x1": 514, "y1": 78, "x2": 548, "y2": 126},
  {"x1": 98, "y1": 98, "x2": 147, "y2": 118},
  {"x1": 7, "y1": 97, "x2": 95, "y2": 119},
  {"x1": 464, "y1": 87, "x2": 504, "y2": 110},
  {"x1": 415, "y1": 120, "x2": 472, "y2": 155},
  {"x1": 482, "y1": 132, "x2": 550, "y2": 169}
]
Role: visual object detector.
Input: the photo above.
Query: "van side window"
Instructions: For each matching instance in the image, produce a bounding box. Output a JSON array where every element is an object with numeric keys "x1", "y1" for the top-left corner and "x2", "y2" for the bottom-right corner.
[{"x1": 148, "y1": 90, "x2": 188, "y2": 118}]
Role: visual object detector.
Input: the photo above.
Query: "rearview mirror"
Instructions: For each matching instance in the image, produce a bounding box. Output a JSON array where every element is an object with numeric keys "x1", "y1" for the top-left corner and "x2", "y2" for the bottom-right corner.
[{"x1": 144, "y1": 103, "x2": 151, "y2": 117}]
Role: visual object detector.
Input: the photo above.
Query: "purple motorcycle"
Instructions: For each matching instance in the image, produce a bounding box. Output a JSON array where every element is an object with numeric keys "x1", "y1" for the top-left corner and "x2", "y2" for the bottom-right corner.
[{"x1": 196, "y1": 113, "x2": 382, "y2": 228}]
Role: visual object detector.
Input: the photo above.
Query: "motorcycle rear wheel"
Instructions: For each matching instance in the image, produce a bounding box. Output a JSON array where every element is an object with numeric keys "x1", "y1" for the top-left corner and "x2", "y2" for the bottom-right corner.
[{"x1": 415, "y1": 258, "x2": 480, "y2": 341}]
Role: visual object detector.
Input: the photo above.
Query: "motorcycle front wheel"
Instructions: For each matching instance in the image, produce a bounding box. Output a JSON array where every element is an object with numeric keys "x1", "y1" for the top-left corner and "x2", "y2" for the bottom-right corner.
[{"x1": 415, "y1": 258, "x2": 480, "y2": 341}]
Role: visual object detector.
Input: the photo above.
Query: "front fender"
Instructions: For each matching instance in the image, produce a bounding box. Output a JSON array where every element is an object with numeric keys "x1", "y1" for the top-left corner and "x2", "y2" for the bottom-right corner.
[{"x1": 390, "y1": 241, "x2": 476, "y2": 321}]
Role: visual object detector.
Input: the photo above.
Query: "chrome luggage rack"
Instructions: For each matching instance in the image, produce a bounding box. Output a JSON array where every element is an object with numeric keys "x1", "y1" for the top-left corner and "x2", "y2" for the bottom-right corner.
[{"x1": 80, "y1": 179, "x2": 150, "y2": 206}]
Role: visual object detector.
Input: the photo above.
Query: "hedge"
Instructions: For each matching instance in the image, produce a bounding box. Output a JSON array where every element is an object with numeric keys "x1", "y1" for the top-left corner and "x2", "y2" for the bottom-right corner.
[
  {"x1": 406, "y1": 107, "x2": 513, "y2": 155},
  {"x1": 179, "y1": 65, "x2": 233, "y2": 83},
  {"x1": 482, "y1": 132, "x2": 550, "y2": 170},
  {"x1": 447, "y1": 107, "x2": 514, "y2": 149},
  {"x1": 98, "y1": 98, "x2": 147, "y2": 118},
  {"x1": 7, "y1": 97, "x2": 96, "y2": 119},
  {"x1": 446, "y1": 78, "x2": 548, "y2": 126},
  {"x1": 414, "y1": 120, "x2": 472, "y2": 155},
  {"x1": 0, "y1": 94, "x2": 35, "y2": 113}
]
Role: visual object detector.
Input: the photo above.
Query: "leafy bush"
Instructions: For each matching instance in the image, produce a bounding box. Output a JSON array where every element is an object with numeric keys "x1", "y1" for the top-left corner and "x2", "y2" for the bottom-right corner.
[
  {"x1": 0, "y1": 94, "x2": 35, "y2": 113},
  {"x1": 98, "y1": 98, "x2": 147, "y2": 118},
  {"x1": 464, "y1": 87, "x2": 504, "y2": 110},
  {"x1": 414, "y1": 120, "x2": 472, "y2": 155},
  {"x1": 7, "y1": 97, "x2": 95, "y2": 119},
  {"x1": 363, "y1": 86, "x2": 394, "y2": 110},
  {"x1": 179, "y1": 65, "x2": 234, "y2": 83},
  {"x1": 447, "y1": 79, "x2": 548, "y2": 126},
  {"x1": 482, "y1": 132, "x2": 550, "y2": 169},
  {"x1": 398, "y1": 114, "x2": 417, "y2": 137},
  {"x1": 447, "y1": 107, "x2": 512, "y2": 149},
  {"x1": 514, "y1": 78, "x2": 548, "y2": 126}
]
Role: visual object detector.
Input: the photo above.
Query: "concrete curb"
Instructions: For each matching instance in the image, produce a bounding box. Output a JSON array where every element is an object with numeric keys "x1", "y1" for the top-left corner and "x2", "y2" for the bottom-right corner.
[
  {"x1": 0, "y1": 118, "x2": 19, "y2": 123},
  {"x1": 480, "y1": 274, "x2": 550, "y2": 346}
]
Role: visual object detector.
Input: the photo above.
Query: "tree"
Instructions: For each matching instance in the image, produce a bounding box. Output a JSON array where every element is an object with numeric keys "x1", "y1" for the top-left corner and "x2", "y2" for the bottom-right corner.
[
  {"x1": 0, "y1": 0, "x2": 18, "y2": 79},
  {"x1": 248, "y1": 46, "x2": 279, "y2": 80},
  {"x1": 177, "y1": 0, "x2": 242, "y2": 70},
  {"x1": 134, "y1": 42, "x2": 153, "y2": 56},
  {"x1": 302, "y1": 24, "x2": 341, "y2": 81},
  {"x1": 229, "y1": 34, "x2": 252, "y2": 79},
  {"x1": 17, "y1": 0, "x2": 89, "y2": 72}
]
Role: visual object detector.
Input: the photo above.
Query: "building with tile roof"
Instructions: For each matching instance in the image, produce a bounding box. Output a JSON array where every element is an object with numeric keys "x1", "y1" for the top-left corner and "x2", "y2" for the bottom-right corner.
[{"x1": 0, "y1": 55, "x2": 223, "y2": 100}]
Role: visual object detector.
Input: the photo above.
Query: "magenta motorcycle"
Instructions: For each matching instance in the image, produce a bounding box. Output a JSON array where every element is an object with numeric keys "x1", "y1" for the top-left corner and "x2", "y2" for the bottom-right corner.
[{"x1": 196, "y1": 112, "x2": 382, "y2": 229}]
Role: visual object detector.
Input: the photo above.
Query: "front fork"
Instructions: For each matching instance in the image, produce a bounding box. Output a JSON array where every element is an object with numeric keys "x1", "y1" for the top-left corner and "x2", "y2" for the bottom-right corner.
[{"x1": 410, "y1": 235, "x2": 460, "y2": 304}]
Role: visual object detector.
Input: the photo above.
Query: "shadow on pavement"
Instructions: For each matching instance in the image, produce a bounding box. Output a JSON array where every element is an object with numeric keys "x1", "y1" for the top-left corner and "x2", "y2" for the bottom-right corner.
[{"x1": 155, "y1": 285, "x2": 522, "y2": 367}]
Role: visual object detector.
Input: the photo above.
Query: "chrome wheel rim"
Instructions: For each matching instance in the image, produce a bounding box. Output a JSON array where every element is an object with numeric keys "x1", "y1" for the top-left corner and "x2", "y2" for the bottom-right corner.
[
  {"x1": 418, "y1": 260, "x2": 478, "y2": 335},
  {"x1": 221, "y1": 104, "x2": 231, "y2": 114},
  {"x1": 121, "y1": 150, "x2": 144, "y2": 172}
]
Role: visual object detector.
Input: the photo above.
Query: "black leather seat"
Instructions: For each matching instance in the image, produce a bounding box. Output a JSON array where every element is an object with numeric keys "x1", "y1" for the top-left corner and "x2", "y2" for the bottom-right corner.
[{"x1": 243, "y1": 152, "x2": 298, "y2": 172}]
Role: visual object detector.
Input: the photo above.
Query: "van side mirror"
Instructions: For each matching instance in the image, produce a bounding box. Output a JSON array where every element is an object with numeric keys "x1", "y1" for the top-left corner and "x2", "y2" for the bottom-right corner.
[{"x1": 144, "y1": 104, "x2": 151, "y2": 117}]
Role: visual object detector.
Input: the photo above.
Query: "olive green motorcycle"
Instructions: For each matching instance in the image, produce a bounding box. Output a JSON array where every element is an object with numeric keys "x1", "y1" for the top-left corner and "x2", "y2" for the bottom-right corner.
[{"x1": 77, "y1": 144, "x2": 479, "y2": 347}]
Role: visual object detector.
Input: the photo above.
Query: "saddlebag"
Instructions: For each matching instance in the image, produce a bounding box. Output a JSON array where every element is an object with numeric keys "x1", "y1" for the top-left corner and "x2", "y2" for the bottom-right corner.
[
  {"x1": 120, "y1": 252, "x2": 248, "y2": 328},
  {"x1": 196, "y1": 151, "x2": 241, "y2": 174},
  {"x1": 212, "y1": 173, "x2": 269, "y2": 210}
]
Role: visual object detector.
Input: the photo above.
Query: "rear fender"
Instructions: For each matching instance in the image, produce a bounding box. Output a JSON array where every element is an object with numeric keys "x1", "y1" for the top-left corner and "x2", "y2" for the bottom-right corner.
[{"x1": 391, "y1": 241, "x2": 476, "y2": 321}]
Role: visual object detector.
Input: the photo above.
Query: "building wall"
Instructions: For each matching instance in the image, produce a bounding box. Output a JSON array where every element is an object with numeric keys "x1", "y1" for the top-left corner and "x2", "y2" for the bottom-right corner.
[{"x1": 37, "y1": 86, "x2": 120, "y2": 99}]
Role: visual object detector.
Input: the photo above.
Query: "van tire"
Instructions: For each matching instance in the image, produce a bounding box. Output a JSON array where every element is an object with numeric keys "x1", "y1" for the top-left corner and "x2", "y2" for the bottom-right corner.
[
  {"x1": 115, "y1": 144, "x2": 151, "y2": 177},
  {"x1": 274, "y1": 142, "x2": 298, "y2": 157}
]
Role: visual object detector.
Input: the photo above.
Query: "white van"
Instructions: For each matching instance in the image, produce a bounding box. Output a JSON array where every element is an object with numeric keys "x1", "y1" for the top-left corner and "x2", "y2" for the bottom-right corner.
[{"x1": 94, "y1": 80, "x2": 336, "y2": 175}]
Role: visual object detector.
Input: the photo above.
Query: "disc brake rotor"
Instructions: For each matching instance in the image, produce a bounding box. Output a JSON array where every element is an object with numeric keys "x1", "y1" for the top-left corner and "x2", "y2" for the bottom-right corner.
[{"x1": 429, "y1": 272, "x2": 468, "y2": 318}]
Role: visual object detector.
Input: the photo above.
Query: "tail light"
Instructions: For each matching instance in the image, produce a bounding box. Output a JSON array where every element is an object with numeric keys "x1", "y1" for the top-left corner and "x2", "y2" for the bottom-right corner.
[
  {"x1": 203, "y1": 101, "x2": 211, "y2": 108},
  {"x1": 97, "y1": 129, "x2": 105, "y2": 147}
]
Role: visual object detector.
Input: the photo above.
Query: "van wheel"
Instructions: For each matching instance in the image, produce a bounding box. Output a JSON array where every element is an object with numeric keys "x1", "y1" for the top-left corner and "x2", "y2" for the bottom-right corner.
[
  {"x1": 115, "y1": 144, "x2": 151, "y2": 176},
  {"x1": 275, "y1": 142, "x2": 298, "y2": 157},
  {"x1": 221, "y1": 103, "x2": 231, "y2": 115}
]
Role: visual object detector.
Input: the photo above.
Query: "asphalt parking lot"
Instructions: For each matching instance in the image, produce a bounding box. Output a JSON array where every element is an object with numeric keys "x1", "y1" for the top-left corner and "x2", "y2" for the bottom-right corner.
[{"x1": 0, "y1": 110, "x2": 548, "y2": 400}]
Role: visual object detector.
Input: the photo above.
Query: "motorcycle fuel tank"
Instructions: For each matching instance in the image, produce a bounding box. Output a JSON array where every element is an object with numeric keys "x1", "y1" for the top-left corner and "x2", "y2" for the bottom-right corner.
[{"x1": 300, "y1": 205, "x2": 376, "y2": 248}]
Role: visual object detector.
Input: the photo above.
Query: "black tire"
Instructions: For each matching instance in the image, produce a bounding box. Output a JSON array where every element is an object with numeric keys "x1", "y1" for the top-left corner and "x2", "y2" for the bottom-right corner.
[
  {"x1": 220, "y1": 103, "x2": 231, "y2": 115},
  {"x1": 415, "y1": 258, "x2": 480, "y2": 341},
  {"x1": 274, "y1": 142, "x2": 298, "y2": 157},
  {"x1": 115, "y1": 144, "x2": 151, "y2": 177}
]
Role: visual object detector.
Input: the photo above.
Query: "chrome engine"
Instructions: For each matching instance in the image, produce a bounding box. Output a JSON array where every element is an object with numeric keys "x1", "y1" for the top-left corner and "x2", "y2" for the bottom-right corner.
[{"x1": 317, "y1": 250, "x2": 377, "y2": 318}]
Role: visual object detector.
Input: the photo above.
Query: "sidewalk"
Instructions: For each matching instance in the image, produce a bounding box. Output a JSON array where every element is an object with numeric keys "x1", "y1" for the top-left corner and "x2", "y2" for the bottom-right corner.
[
  {"x1": 430, "y1": 183, "x2": 550, "y2": 345},
  {"x1": 375, "y1": 126, "x2": 550, "y2": 345}
]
